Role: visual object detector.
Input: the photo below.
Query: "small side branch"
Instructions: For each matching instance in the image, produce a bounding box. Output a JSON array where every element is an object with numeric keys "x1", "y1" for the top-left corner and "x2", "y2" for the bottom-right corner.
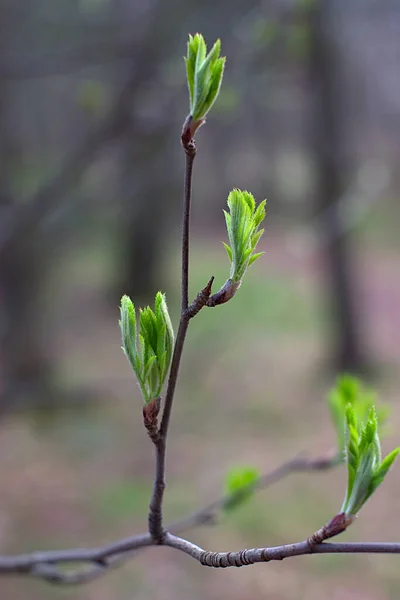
[
  {"x1": 186, "y1": 277, "x2": 214, "y2": 319},
  {"x1": 207, "y1": 279, "x2": 242, "y2": 307},
  {"x1": 307, "y1": 512, "x2": 355, "y2": 547}
]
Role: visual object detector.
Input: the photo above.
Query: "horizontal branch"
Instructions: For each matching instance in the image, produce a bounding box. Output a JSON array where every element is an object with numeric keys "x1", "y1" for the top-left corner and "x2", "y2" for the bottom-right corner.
[
  {"x1": 0, "y1": 452, "x2": 337, "y2": 584},
  {"x1": 0, "y1": 533, "x2": 153, "y2": 575},
  {"x1": 165, "y1": 533, "x2": 400, "y2": 567}
]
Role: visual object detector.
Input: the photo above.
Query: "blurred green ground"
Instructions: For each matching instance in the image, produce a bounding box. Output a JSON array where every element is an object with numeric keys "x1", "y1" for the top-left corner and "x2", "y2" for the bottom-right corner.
[{"x1": 1, "y1": 227, "x2": 400, "y2": 600}]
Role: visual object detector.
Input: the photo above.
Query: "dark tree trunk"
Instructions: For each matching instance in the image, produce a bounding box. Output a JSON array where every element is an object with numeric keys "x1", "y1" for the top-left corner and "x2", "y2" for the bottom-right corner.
[
  {"x1": 0, "y1": 246, "x2": 53, "y2": 411},
  {"x1": 0, "y1": 10, "x2": 55, "y2": 413},
  {"x1": 308, "y1": 1, "x2": 367, "y2": 374},
  {"x1": 116, "y1": 125, "x2": 179, "y2": 303}
]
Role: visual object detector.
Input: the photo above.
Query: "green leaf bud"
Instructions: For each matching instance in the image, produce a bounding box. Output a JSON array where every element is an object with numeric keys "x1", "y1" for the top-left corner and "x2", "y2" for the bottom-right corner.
[
  {"x1": 119, "y1": 293, "x2": 174, "y2": 404},
  {"x1": 341, "y1": 404, "x2": 399, "y2": 517},
  {"x1": 184, "y1": 34, "x2": 226, "y2": 137},
  {"x1": 223, "y1": 189, "x2": 266, "y2": 283},
  {"x1": 328, "y1": 374, "x2": 389, "y2": 457}
]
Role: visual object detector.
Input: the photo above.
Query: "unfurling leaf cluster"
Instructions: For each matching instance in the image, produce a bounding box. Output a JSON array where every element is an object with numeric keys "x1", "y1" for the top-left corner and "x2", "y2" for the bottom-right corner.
[
  {"x1": 223, "y1": 189, "x2": 266, "y2": 283},
  {"x1": 341, "y1": 404, "x2": 399, "y2": 517},
  {"x1": 120, "y1": 293, "x2": 174, "y2": 404},
  {"x1": 185, "y1": 33, "x2": 225, "y2": 126},
  {"x1": 328, "y1": 374, "x2": 389, "y2": 456}
]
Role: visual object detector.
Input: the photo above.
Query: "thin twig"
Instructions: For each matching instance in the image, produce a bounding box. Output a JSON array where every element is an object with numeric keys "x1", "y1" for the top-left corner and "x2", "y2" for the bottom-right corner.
[
  {"x1": 148, "y1": 130, "x2": 197, "y2": 541},
  {"x1": 181, "y1": 141, "x2": 196, "y2": 312}
]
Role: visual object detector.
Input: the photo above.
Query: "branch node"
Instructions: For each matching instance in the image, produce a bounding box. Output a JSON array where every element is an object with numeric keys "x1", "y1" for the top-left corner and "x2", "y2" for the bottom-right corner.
[
  {"x1": 95, "y1": 557, "x2": 109, "y2": 567},
  {"x1": 181, "y1": 116, "x2": 198, "y2": 156},
  {"x1": 207, "y1": 279, "x2": 241, "y2": 307},
  {"x1": 307, "y1": 513, "x2": 353, "y2": 548},
  {"x1": 186, "y1": 276, "x2": 214, "y2": 318},
  {"x1": 181, "y1": 115, "x2": 201, "y2": 154},
  {"x1": 148, "y1": 513, "x2": 166, "y2": 545},
  {"x1": 143, "y1": 397, "x2": 161, "y2": 443}
]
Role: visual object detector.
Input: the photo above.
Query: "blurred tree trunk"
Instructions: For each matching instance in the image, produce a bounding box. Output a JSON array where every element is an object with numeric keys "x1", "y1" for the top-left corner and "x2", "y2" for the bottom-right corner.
[
  {"x1": 0, "y1": 8, "x2": 54, "y2": 413},
  {"x1": 0, "y1": 244, "x2": 52, "y2": 411},
  {"x1": 309, "y1": 1, "x2": 367, "y2": 374},
  {"x1": 118, "y1": 130, "x2": 164, "y2": 301},
  {"x1": 116, "y1": 125, "x2": 178, "y2": 302},
  {"x1": 0, "y1": 181, "x2": 52, "y2": 414},
  {"x1": 111, "y1": 0, "x2": 184, "y2": 303}
]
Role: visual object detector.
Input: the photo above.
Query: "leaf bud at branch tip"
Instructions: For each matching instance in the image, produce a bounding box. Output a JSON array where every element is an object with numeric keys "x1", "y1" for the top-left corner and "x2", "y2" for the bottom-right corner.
[{"x1": 183, "y1": 34, "x2": 225, "y2": 144}]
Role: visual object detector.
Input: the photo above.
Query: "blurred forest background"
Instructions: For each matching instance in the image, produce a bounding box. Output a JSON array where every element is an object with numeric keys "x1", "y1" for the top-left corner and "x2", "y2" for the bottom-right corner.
[{"x1": 1, "y1": 0, "x2": 400, "y2": 598}]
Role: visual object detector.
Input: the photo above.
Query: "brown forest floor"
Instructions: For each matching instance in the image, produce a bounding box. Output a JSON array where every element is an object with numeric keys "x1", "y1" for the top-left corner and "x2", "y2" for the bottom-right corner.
[{"x1": 1, "y1": 230, "x2": 400, "y2": 600}]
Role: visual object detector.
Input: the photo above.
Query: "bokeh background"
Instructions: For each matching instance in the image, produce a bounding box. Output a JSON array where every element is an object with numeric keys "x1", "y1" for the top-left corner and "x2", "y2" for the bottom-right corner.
[{"x1": 1, "y1": 0, "x2": 400, "y2": 598}]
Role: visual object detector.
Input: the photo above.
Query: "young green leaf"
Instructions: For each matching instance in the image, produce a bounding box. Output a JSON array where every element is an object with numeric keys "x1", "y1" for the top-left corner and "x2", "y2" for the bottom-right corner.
[
  {"x1": 184, "y1": 33, "x2": 226, "y2": 132},
  {"x1": 371, "y1": 448, "x2": 400, "y2": 491},
  {"x1": 119, "y1": 293, "x2": 174, "y2": 404},
  {"x1": 223, "y1": 465, "x2": 260, "y2": 511},
  {"x1": 328, "y1": 374, "x2": 389, "y2": 456},
  {"x1": 120, "y1": 296, "x2": 148, "y2": 401},
  {"x1": 223, "y1": 189, "x2": 266, "y2": 284},
  {"x1": 341, "y1": 404, "x2": 399, "y2": 518}
]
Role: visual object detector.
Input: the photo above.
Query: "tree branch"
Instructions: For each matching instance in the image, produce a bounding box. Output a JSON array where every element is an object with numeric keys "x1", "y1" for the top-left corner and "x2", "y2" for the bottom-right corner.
[
  {"x1": 0, "y1": 452, "x2": 338, "y2": 584},
  {"x1": 180, "y1": 141, "x2": 196, "y2": 313},
  {"x1": 165, "y1": 533, "x2": 400, "y2": 567},
  {"x1": 0, "y1": 533, "x2": 152, "y2": 575},
  {"x1": 147, "y1": 133, "x2": 197, "y2": 541},
  {"x1": 4, "y1": 526, "x2": 400, "y2": 584},
  {"x1": 1, "y1": 451, "x2": 399, "y2": 583}
]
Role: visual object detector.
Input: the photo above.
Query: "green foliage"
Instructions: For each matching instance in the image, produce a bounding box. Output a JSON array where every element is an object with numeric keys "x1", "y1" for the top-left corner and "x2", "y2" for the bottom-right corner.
[
  {"x1": 119, "y1": 293, "x2": 174, "y2": 404},
  {"x1": 223, "y1": 465, "x2": 260, "y2": 511},
  {"x1": 341, "y1": 405, "x2": 399, "y2": 517},
  {"x1": 328, "y1": 374, "x2": 388, "y2": 456},
  {"x1": 223, "y1": 189, "x2": 266, "y2": 283},
  {"x1": 185, "y1": 33, "x2": 225, "y2": 123}
]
